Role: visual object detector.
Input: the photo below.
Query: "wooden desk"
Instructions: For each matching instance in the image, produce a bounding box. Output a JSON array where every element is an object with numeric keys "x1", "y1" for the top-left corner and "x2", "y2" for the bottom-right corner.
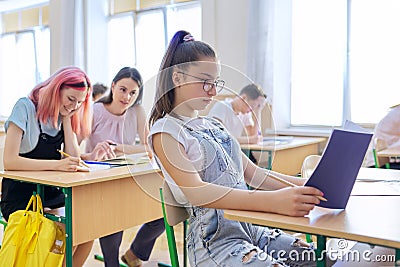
[
  {"x1": 1, "y1": 161, "x2": 163, "y2": 267},
  {"x1": 375, "y1": 148, "x2": 400, "y2": 168},
  {"x1": 377, "y1": 148, "x2": 400, "y2": 158},
  {"x1": 241, "y1": 137, "x2": 326, "y2": 175},
  {"x1": 225, "y1": 169, "x2": 400, "y2": 266},
  {"x1": 225, "y1": 196, "x2": 400, "y2": 249}
]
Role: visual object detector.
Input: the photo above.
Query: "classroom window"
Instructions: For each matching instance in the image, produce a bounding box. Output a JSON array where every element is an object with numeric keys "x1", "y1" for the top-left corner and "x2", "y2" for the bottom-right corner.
[
  {"x1": 0, "y1": 28, "x2": 50, "y2": 117},
  {"x1": 290, "y1": 0, "x2": 400, "y2": 127},
  {"x1": 107, "y1": 14, "x2": 135, "y2": 83},
  {"x1": 166, "y1": 3, "x2": 201, "y2": 42},
  {"x1": 107, "y1": 1, "x2": 201, "y2": 113},
  {"x1": 135, "y1": 9, "x2": 165, "y2": 85}
]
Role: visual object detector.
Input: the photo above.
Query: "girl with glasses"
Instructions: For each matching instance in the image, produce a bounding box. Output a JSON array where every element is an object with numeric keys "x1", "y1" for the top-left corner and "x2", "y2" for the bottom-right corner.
[{"x1": 148, "y1": 30, "x2": 323, "y2": 266}]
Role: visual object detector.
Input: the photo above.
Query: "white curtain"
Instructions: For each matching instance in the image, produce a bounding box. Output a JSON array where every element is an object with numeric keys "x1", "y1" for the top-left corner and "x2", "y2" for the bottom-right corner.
[
  {"x1": 0, "y1": 33, "x2": 36, "y2": 117},
  {"x1": 246, "y1": 0, "x2": 274, "y2": 101},
  {"x1": 50, "y1": 0, "x2": 86, "y2": 72},
  {"x1": 74, "y1": 0, "x2": 85, "y2": 70}
]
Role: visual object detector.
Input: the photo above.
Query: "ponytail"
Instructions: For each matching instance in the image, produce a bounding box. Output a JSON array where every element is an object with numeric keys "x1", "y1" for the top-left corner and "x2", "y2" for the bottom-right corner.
[{"x1": 149, "y1": 30, "x2": 216, "y2": 126}]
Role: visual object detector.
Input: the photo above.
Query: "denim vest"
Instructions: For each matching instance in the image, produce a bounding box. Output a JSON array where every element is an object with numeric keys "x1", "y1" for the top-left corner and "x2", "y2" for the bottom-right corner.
[
  {"x1": 172, "y1": 117, "x2": 315, "y2": 267},
  {"x1": 179, "y1": 118, "x2": 261, "y2": 265}
]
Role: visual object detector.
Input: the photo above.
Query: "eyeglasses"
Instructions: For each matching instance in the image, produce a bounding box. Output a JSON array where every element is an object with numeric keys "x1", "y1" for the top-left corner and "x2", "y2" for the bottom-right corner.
[{"x1": 177, "y1": 72, "x2": 225, "y2": 93}]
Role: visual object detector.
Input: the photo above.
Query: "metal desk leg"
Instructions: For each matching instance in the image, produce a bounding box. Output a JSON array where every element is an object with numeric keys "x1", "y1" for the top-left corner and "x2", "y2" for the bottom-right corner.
[
  {"x1": 242, "y1": 149, "x2": 251, "y2": 158},
  {"x1": 267, "y1": 150, "x2": 272, "y2": 170},
  {"x1": 316, "y1": 235, "x2": 326, "y2": 267},
  {"x1": 242, "y1": 149, "x2": 273, "y2": 170},
  {"x1": 36, "y1": 184, "x2": 44, "y2": 199},
  {"x1": 37, "y1": 184, "x2": 72, "y2": 266},
  {"x1": 184, "y1": 220, "x2": 187, "y2": 267},
  {"x1": 63, "y1": 187, "x2": 73, "y2": 267}
]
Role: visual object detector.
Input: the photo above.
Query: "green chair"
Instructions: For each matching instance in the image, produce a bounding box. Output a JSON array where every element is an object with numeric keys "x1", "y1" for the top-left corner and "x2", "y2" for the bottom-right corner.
[
  {"x1": 0, "y1": 203, "x2": 7, "y2": 249},
  {"x1": 301, "y1": 154, "x2": 321, "y2": 243},
  {"x1": 0, "y1": 215, "x2": 6, "y2": 230},
  {"x1": 372, "y1": 138, "x2": 390, "y2": 169},
  {"x1": 159, "y1": 182, "x2": 189, "y2": 267}
]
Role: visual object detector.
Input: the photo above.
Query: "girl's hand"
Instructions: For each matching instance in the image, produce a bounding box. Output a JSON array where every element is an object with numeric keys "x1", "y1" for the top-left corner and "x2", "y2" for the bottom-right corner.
[
  {"x1": 270, "y1": 186, "x2": 323, "y2": 217},
  {"x1": 55, "y1": 157, "x2": 81, "y2": 172},
  {"x1": 61, "y1": 107, "x2": 80, "y2": 120},
  {"x1": 89, "y1": 141, "x2": 116, "y2": 161},
  {"x1": 145, "y1": 144, "x2": 154, "y2": 159},
  {"x1": 250, "y1": 134, "x2": 263, "y2": 144}
]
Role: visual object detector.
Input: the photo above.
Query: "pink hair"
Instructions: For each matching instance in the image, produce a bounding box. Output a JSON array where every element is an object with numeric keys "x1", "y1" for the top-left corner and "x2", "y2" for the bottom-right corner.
[{"x1": 29, "y1": 66, "x2": 93, "y2": 138}]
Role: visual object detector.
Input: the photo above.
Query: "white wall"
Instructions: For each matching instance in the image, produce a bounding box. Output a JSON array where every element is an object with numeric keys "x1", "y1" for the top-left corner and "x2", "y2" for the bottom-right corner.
[
  {"x1": 202, "y1": 0, "x2": 251, "y2": 93},
  {"x1": 85, "y1": 0, "x2": 108, "y2": 85},
  {"x1": 49, "y1": 0, "x2": 76, "y2": 71}
]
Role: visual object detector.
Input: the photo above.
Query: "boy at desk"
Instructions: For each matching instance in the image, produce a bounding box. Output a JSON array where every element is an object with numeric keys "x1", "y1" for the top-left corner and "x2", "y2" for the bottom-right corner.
[
  {"x1": 208, "y1": 83, "x2": 267, "y2": 145},
  {"x1": 92, "y1": 82, "x2": 108, "y2": 102},
  {"x1": 364, "y1": 104, "x2": 400, "y2": 169},
  {"x1": 208, "y1": 83, "x2": 267, "y2": 163},
  {"x1": 82, "y1": 67, "x2": 163, "y2": 267}
]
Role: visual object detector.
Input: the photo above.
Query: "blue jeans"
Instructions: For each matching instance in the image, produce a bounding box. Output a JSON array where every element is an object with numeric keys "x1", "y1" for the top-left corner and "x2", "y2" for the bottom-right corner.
[{"x1": 99, "y1": 218, "x2": 165, "y2": 266}]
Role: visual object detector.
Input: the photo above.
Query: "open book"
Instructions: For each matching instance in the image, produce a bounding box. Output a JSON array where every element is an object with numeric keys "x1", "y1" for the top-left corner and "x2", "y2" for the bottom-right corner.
[
  {"x1": 77, "y1": 164, "x2": 110, "y2": 172},
  {"x1": 262, "y1": 136, "x2": 293, "y2": 146},
  {"x1": 304, "y1": 121, "x2": 373, "y2": 209},
  {"x1": 101, "y1": 152, "x2": 150, "y2": 165}
]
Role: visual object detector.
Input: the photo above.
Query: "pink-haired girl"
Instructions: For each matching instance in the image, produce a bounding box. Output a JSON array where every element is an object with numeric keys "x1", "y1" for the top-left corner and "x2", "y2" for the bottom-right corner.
[{"x1": 1, "y1": 66, "x2": 95, "y2": 266}]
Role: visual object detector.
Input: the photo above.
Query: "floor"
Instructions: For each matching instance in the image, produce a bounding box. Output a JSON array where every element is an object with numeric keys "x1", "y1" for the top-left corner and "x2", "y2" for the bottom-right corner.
[
  {"x1": 0, "y1": 221, "x2": 185, "y2": 267},
  {"x1": 83, "y1": 223, "x2": 185, "y2": 267}
]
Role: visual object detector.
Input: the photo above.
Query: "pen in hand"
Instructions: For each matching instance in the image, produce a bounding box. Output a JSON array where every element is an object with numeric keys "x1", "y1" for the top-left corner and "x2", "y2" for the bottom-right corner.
[
  {"x1": 266, "y1": 172, "x2": 328, "y2": 202},
  {"x1": 57, "y1": 149, "x2": 90, "y2": 168}
]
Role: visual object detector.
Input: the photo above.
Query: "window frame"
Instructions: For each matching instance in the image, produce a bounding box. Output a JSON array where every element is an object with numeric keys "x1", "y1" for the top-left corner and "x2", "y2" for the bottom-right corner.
[{"x1": 287, "y1": 0, "x2": 400, "y2": 132}]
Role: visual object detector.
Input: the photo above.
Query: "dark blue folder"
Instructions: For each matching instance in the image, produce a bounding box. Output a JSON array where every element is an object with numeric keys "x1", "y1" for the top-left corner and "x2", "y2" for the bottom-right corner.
[{"x1": 304, "y1": 129, "x2": 373, "y2": 209}]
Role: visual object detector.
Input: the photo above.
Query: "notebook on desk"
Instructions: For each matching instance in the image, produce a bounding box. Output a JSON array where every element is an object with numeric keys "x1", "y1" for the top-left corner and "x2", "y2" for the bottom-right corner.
[
  {"x1": 262, "y1": 136, "x2": 293, "y2": 146},
  {"x1": 101, "y1": 152, "x2": 150, "y2": 165},
  {"x1": 304, "y1": 121, "x2": 373, "y2": 209}
]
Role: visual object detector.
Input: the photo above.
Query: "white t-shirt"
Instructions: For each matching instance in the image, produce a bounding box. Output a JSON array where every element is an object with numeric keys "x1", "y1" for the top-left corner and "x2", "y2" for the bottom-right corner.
[
  {"x1": 149, "y1": 115, "x2": 222, "y2": 205},
  {"x1": 208, "y1": 98, "x2": 253, "y2": 138},
  {"x1": 364, "y1": 105, "x2": 400, "y2": 166}
]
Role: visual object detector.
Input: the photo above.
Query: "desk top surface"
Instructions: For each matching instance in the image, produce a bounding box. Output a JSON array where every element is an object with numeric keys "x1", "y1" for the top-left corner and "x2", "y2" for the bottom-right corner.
[
  {"x1": 225, "y1": 167, "x2": 400, "y2": 249},
  {"x1": 377, "y1": 147, "x2": 400, "y2": 157},
  {"x1": 1, "y1": 160, "x2": 161, "y2": 187},
  {"x1": 224, "y1": 195, "x2": 400, "y2": 249},
  {"x1": 240, "y1": 136, "x2": 326, "y2": 151},
  {"x1": 356, "y1": 167, "x2": 400, "y2": 181}
]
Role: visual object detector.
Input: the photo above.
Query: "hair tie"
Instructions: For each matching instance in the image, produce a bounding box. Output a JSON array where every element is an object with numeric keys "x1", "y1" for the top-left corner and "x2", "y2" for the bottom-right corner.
[{"x1": 183, "y1": 34, "x2": 194, "y2": 42}]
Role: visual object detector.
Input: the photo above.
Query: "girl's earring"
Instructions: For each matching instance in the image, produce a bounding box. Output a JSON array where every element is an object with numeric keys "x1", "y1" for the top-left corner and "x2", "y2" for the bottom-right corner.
[
  {"x1": 174, "y1": 76, "x2": 180, "y2": 84},
  {"x1": 173, "y1": 77, "x2": 182, "y2": 89}
]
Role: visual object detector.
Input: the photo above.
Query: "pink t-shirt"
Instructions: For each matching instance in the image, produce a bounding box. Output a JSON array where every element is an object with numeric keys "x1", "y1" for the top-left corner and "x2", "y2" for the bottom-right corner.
[{"x1": 85, "y1": 102, "x2": 138, "y2": 152}]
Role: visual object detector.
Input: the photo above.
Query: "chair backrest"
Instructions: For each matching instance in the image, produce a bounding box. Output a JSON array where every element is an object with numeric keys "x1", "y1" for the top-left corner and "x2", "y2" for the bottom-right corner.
[
  {"x1": 372, "y1": 137, "x2": 390, "y2": 168},
  {"x1": 301, "y1": 155, "x2": 321, "y2": 179},
  {"x1": 161, "y1": 182, "x2": 189, "y2": 226},
  {"x1": 159, "y1": 182, "x2": 189, "y2": 267}
]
